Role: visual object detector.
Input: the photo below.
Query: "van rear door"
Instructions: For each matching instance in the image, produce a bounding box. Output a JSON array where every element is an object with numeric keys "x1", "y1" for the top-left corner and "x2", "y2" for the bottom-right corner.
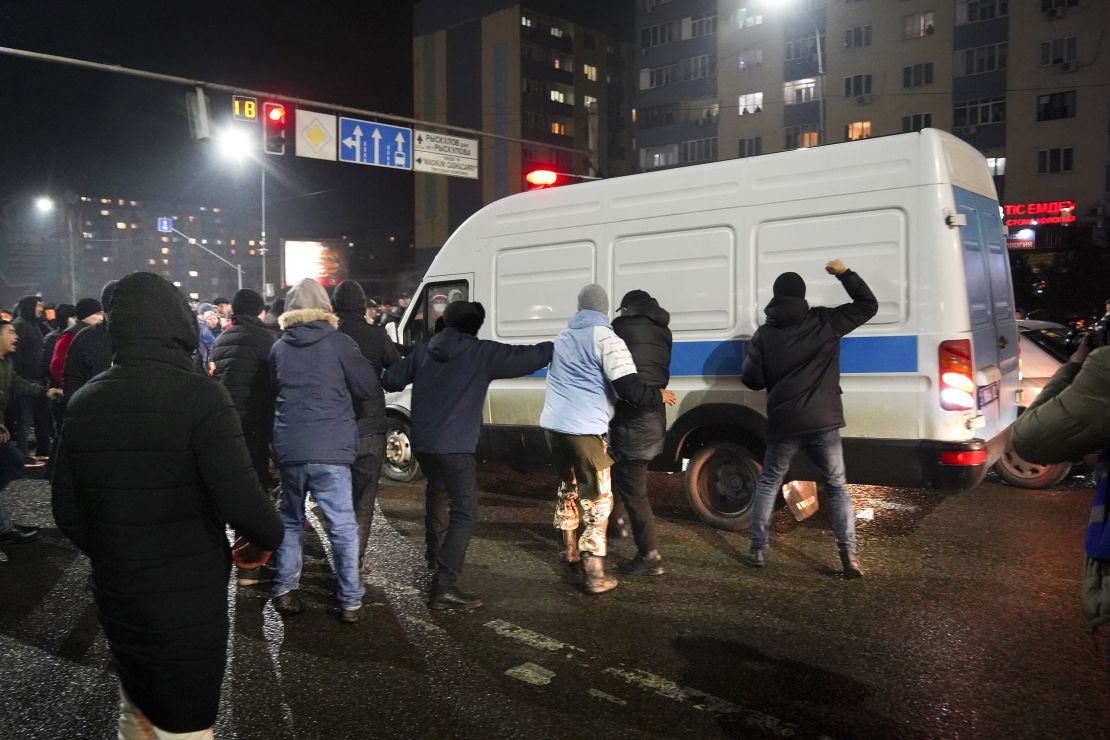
[{"x1": 954, "y1": 187, "x2": 1020, "y2": 440}]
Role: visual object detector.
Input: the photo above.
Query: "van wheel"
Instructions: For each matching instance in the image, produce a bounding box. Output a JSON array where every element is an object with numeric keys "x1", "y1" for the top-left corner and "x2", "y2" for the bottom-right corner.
[
  {"x1": 383, "y1": 418, "x2": 422, "y2": 483},
  {"x1": 993, "y1": 445, "x2": 1071, "y2": 489},
  {"x1": 684, "y1": 443, "x2": 762, "y2": 532}
]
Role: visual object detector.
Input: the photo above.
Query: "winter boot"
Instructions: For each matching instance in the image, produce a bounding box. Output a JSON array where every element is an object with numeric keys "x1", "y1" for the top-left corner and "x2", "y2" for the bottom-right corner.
[
  {"x1": 582, "y1": 554, "x2": 619, "y2": 594},
  {"x1": 560, "y1": 529, "x2": 583, "y2": 575},
  {"x1": 747, "y1": 546, "x2": 766, "y2": 568},
  {"x1": 839, "y1": 549, "x2": 863, "y2": 579},
  {"x1": 619, "y1": 550, "x2": 664, "y2": 576}
]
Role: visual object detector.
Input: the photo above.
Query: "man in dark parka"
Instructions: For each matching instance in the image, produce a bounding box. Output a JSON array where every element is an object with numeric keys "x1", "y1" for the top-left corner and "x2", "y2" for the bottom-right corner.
[
  {"x1": 609, "y1": 289, "x2": 673, "y2": 576},
  {"x1": 51, "y1": 272, "x2": 282, "y2": 737}
]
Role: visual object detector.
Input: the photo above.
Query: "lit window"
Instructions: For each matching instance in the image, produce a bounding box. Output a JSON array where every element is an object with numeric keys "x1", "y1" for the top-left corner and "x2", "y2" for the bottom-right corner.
[
  {"x1": 249, "y1": 249, "x2": 257, "y2": 255},
  {"x1": 189, "y1": 292, "x2": 199, "y2": 300},
  {"x1": 550, "y1": 89, "x2": 566, "y2": 103},
  {"x1": 903, "y1": 12, "x2": 935, "y2": 39},
  {"x1": 230, "y1": 239, "x2": 236, "y2": 246},
  {"x1": 100, "y1": 198, "x2": 111, "y2": 204},
  {"x1": 212, "y1": 207, "x2": 221, "y2": 213},
  {"x1": 189, "y1": 270, "x2": 199, "y2": 277},
  {"x1": 738, "y1": 92, "x2": 764, "y2": 115},
  {"x1": 199, "y1": 206, "x2": 207, "y2": 211},
  {"x1": 117, "y1": 199, "x2": 124, "y2": 206},
  {"x1": 784, "y1": 78, "x2": 817, "y2": 105},
  {"x1": 130, "y1": 200, "x2": 138, "y2": 206},
  {"x1": 130, "y1": 223, "x2": 137, "y2": 229},
  {"x1": 101, "y1": 256, "x2": 110, "y2": 263},
  {"x1": 985, "y1": 157, "x2": 1006, "y2": 176},
  {"x1": 201, "y1": 239, "x2": 208, "y2": 245},
  {"x1": 161, "y1": 236, "x2": 169, "y2": 243},
  {"x1": 551, "y1": 120, "x2": 567, "y2": 135},
  {"x1": 521, "y1": 14, "x2": 535, "y2": 28},
  {"x1": 147, "y1": 259, "x2": 156, "y2": 266},
  {"x1": 583, "y1": 64, "x2": 598, "y2": 82},
  {"x1": 550, "y1": 26, "x2": 565, "y2": 38},
  {"x1": 845, "y1": 121, "x2": 872, "y2": 140},
  {"x1": 738, "y1": 49, "x2": 763, "y2": 70},
  {"x1": 116, "y1": 222, "x2": 127, "y2": 230},
  {"x1": 100, "y1": 209, "x2": 110, "y2": 216},
  {"x1": 162, "y1": 259, "x2": 169, "y2": 265},
  {"x1": 639, "y1": 144, "x2": 679, "y2": 169},
  {"x1": 161, "y1": 247, "x2": 170, "y2": 255},
  {"x1": 737, "y1": 8, "x2": 763, "y2": 28},
  {"x1": 248, "y1": 240, "x2": 256, "y2": 246},
  {"x1": 785, "y1": 124, "x2": 819, "y2": 150},
  {"x1": 584, "y1": 95, "x2": 598, "y2": 108}
]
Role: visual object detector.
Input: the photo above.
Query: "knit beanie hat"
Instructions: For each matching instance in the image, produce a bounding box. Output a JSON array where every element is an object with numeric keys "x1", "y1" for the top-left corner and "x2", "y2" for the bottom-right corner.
[
  {"x1": 333, "y1": 280, "x2": 368, "y2": 314},
  {"x1": 577, "y1": 284, "x2": 609, "y2": 313},
  {"x1": 443, "y1": 301, "x2": 486, "y2": 336},
  {"x1": 54, "y1": 303, "x2": 77, "y2": 326},
  {"x1": 100, "y1": 280, "x2": 118, "y2": 312},
  {"x1": 75, "y1": 299, "x2": 102, "y2": 321},
  {"x1": 772, "y1": 272, "x2": 807, "y2": 299},
  {"x1": 285, "y1": 278, "x2": 332, "y2": 312},
  {"x1": 231, "y1": 288, "x2": 265, "y2": 317}
]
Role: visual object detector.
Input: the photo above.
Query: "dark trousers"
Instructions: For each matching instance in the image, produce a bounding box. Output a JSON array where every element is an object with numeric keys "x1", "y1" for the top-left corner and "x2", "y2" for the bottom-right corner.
[
  {"x1": 612, "y1": 459, "x2": 658, "y2": 556},
  {"x1": 0, "y1": 441, "x2": 26, "y2": 532},
  {"x1": 243, "y1": 427, "x2": 272, "y2": 492},
  {"x1": 11, "y1": 393, "x2": 52, "y2": 458},
  {"x1": 352, "y1": 433, "x2": 386, "y2": 567},
  {"x1": 416, "y1": 452, "x2": 479, "y2": 591}
]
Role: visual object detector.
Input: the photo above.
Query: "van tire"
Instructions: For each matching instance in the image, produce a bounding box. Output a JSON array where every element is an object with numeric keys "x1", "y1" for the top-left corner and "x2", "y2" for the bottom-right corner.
[
  {"x1": 684, "y1": 443, "x2": 763, "y2": 532},
  {"x1": 383, "y1": 417, "x2": 423, "y2": 483},
  {"x1": 993, "y1": 445, "x2": 1071, "y2": 489}
]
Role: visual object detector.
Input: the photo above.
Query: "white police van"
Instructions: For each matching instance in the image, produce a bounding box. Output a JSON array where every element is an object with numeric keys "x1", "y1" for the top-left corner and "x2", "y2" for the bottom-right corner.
[{"x1": 384, "y1": 129, "x2": 1019, "y2": 531}]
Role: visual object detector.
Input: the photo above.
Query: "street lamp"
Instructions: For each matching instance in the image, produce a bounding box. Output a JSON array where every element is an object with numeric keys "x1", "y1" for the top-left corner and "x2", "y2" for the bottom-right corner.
[
  {"x1": 215, "y1": 125, "x2": 269, "y2": 297},
  {"x1": 34, "y1": 196, "x2": 55, "y2": 214}
]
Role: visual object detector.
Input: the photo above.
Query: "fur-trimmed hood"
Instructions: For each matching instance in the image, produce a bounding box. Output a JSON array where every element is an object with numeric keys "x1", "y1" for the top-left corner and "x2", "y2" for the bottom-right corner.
[
  {"x1": 279, "y1": 308, "x2": 339, "y2": 348},
  {"x1": 279, "y1": 308, "x2": 339, "y2": 330}
]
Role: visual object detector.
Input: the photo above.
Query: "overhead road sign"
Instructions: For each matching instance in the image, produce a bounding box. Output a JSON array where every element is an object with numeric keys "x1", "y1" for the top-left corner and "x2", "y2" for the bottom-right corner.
[
  {"x1": 414, "y1": 152, "x2": 479, "y2": 179},
  {"x1": 295, "y1": 109, "x2": 337, "y2": 161},
  {"x1": 156, "y1": 217, "x2": 173, "y2": 233},
  {"x1": 339, "y1": 117, "x2": 412, "y2": 170},
  {"x1": 414, "y1": 129, "x2": 479, "y2": 179}
]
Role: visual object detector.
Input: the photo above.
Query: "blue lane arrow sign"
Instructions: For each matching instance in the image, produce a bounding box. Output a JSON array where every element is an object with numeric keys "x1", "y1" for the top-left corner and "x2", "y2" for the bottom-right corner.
[{"x1": 338, "y1": 117, "x2": 412, "y2": 170}]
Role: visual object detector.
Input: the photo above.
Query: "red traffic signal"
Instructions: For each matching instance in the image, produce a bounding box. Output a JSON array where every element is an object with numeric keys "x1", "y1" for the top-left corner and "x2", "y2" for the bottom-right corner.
[
  {"x1": 525, "y1": 169, "x2": 559, "y2": 189},
  {"x1": 262, "y1": 102, "x2": 287, "y2": 155}
]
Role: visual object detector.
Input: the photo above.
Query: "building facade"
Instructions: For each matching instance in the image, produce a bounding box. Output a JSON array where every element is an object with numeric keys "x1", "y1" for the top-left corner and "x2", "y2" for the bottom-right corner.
[
  {"x1": 636, "y1": 0, "x2": 1110, "y2": 313},
  {"x1": 412, "y1": 0, "x2": 636, "y2": 264}
]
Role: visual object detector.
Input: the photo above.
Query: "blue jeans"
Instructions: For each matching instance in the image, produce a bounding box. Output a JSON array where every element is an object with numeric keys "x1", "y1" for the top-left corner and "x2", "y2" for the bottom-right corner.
[
  {"x1": 748, "y1": 429, "x2": 857, "y2": 554},
  {"x1": 273, "y1": 464, "x2": 364, "y2": 610}
]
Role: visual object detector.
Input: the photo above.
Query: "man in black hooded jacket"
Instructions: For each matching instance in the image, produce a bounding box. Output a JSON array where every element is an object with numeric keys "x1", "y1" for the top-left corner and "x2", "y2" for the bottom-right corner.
[
  {"x1": 610, "y1": 289, "x2": 673, "y2": 576},
  {"x1": 741, "y1": 260, "x2": 877, "y2": 577},
  {"x1": 382, "y1": 301, "x2": 552, "y2": 610},
  {"x1": 211, "y1": 288, "x2": 277, "y2": 491},
  {"x1": 11, "y1": 295, "x2": 52, "y2": 462},
  {"x1": 63, "y1": 280, "x2": 117, "y2": 400},
  {"x1": 333, "y1": 279, "x2": 400, "y2": 568}
]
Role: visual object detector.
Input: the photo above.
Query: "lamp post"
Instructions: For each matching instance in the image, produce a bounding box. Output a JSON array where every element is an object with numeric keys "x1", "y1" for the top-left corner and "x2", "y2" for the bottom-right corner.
[{"x1": 216, "y1": 126, "x2": 267, "y2": 295}]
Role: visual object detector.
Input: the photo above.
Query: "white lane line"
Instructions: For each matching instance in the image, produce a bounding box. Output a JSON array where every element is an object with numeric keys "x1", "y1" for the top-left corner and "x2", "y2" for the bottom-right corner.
[
  {"x1": 403, "y1": 615, "x2": 447, "y2": 635},
  {"x1": 588, "y1": 688, "x2": 627, "y2": 706},
  {"x1": 484, "y1": 619, "x2": 586, "y2": 654},
  {"x1": 870, "y1": 499, "x2": 918, "y2": 512},
  {"x1": 505, "y1": 662, "x2": 556, "y2": 686}
]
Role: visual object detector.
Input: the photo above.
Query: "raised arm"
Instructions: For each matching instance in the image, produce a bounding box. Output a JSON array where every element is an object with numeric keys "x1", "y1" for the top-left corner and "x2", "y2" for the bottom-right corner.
[{"x1": 824, "y1": 260, "x2": 879, "y2": 337}]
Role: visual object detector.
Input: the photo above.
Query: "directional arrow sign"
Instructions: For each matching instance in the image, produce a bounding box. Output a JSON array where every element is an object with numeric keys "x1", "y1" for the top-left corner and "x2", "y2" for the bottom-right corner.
[
  {"x1": 414, "y1": 129, "x2": 479, "y2": 179},
  {"x1": 338, "y1": 117, "x2": 412, "y2": 170}
]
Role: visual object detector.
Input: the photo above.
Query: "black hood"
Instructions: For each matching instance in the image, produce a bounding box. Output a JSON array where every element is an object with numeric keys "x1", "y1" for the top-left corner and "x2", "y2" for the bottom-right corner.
[
  {"x1": 333, "y1": 280, "x2": 367, "y2": 315},
  {"x1": 619, "y1": 296, "x2": 670, "y2": 327},
  {"x1": 15, "y1": 295, "x2": 40, "y2": 321},
  {"x1": 764, "y1": 295, "x2": 810, "y2": 327},
  {"x1": 108, "y1": 272, "x2": 198, "y2": 363},
  {"x1": 427, "y1": 327, "x2": 476, "y2": 362}
]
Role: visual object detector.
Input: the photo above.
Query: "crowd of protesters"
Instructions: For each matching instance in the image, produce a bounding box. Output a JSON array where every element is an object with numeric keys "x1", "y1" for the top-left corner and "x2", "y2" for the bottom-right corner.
[{"x1": 3, "y1": 260, "x2": 1108, "y2": 736}]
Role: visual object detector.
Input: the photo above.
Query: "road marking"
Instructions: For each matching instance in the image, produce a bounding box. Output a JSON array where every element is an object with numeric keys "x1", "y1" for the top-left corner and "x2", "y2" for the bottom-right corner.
[
  {"x1": 404, "y1": 615, "x2": 447, "y2": 635},
  {"x1": 588, "y1": 688, "x2": 627, "y2": 705},
  {"x1": 505, "y1": 662, "x2": 555, "y2": 686},
  {"x1": 484, "y1": 619, "x2": 586, "y2": 654},
  {"x1": 870, "y1": 499, "x2": 918, "y2": 512}
]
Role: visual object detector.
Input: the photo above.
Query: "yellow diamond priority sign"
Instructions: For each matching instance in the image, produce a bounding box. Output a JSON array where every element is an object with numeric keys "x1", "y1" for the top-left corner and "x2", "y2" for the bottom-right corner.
[{"x1": 295, "y1": 109, "x2": 337, "y2": 161}]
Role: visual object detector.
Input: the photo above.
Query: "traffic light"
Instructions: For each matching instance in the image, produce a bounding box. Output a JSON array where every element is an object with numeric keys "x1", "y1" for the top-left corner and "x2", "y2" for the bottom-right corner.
[
  {"x1": 262, "y1": 102, "x2": 287, "y2": 155},
  {"x1": 525, "y1": 168, "x2": 559, "y2": 189}
]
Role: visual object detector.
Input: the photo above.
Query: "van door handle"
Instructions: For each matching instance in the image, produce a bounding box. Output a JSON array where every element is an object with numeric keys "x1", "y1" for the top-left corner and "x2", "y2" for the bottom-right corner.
[{"x1": 998, "y1": 335, "x2": 1009, "y2": 349}]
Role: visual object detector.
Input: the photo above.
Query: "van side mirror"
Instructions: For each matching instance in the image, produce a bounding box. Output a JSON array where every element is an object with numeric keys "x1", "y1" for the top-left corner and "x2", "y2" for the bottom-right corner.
[{"x1": 385, "y1": 322, "x2": 399, "y2": 344}]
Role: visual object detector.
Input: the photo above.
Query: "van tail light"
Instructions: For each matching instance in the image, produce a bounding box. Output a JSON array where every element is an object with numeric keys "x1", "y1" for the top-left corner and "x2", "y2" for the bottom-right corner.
[
  {"x1": 939, "y1": 339, "x2": 975, "y2": 411},
  {"x1": 939, "y1": 450, "x2": 987, "y2": 466}
]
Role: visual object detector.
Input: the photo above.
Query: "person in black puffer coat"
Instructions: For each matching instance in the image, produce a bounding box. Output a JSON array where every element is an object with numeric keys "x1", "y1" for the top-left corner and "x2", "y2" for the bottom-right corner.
[
  {"x1": 210, "y1": 289, "x2": 278, "y2": 489},
  {"x1": 62, "y1": 280, "x2": 117, "y2": 400},
  {"x1": 741, "y1": 260, "x2": 877, "y2": 577},
  {"x1": 11, "y1": 295, "x2": 52, "y2": 460},
  {"x1": 333, "y1": 280, "x2": 400, "y2": 567},
  {"x1": 609, "y1": 290, "x2": 673, "y2": 577},
  {"x1": 51, "y1": 272, "x2": 282, "y2": 737}
]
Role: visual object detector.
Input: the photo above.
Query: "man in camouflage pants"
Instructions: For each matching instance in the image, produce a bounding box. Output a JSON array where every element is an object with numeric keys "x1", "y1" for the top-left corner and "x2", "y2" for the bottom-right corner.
[{"x1": 540, "y1": 285, "x2": 674, "y2": 594}]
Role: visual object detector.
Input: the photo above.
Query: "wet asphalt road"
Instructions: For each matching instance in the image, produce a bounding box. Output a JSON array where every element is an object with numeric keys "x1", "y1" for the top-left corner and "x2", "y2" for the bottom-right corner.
[{"x1": 1, "y1": 464, "x2": 1108, "y2": 739}]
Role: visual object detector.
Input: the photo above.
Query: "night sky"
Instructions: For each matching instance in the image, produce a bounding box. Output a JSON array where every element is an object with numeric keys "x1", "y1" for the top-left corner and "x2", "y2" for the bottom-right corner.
[{"x1": 0, "y1": 1, "x2": 416, "y2": 243}]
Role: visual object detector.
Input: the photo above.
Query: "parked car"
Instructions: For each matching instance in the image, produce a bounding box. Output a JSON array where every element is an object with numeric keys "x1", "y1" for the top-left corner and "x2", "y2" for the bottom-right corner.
[{"x1": 993, "y1": 320, "x2": 1074, "y2": 488}]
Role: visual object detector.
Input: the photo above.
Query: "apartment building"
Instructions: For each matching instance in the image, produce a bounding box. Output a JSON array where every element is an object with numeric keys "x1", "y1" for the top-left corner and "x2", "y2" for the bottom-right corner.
[
  {"x1": 413, "y1": 0, "x2": 636, "y2": 263},
  {"x1": 636, "y1": 0, "x2": 1110, "y2": 270}
]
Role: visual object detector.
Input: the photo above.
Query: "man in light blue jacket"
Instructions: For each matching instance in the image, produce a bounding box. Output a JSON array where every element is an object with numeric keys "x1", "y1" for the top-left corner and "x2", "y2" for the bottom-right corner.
[{"x1": 541, "y1": 284, "x2": 675, "y2": 594}]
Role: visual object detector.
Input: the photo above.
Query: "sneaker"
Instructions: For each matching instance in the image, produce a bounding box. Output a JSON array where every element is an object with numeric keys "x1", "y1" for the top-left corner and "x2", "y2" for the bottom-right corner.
[
  {"x1": 339, "y1": 607, "x2": 361, "y2": 625},
  {"x1": 619, "y1": 551, "x2": 665, "y2": 577},
  {"x1": 0, "y1": 525, "x2": 40, "y2": 544},
  {"x1": 273, "y1": 591, "x2": 304, "y2": 616},
  {"x1": 747, "y1": 547, "x2": 766, "y2": 568}
]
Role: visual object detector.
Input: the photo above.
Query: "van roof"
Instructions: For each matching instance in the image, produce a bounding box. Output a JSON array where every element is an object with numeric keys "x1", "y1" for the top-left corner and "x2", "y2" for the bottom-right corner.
[{"x1": 431, "y1": 129, "x2": 996, "y2": 269}]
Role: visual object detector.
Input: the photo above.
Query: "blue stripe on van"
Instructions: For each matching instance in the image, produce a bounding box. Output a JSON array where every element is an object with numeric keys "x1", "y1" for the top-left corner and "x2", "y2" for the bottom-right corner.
[{"x1": 528, "y1": 335, "x2": 917, "y2": 378}]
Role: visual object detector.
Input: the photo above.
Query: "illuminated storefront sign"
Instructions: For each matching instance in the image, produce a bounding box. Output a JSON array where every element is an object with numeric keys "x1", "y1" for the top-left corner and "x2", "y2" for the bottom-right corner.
[
  {"x1": 1003, "y1": 200, "x2": 1076, "y2": 227},
  {"x1": 283, "y1": 239, "x2": 348, "y2": 287},
  {"x1": 1006, "y1": 238, "x2": 1035, "y2": 250}
]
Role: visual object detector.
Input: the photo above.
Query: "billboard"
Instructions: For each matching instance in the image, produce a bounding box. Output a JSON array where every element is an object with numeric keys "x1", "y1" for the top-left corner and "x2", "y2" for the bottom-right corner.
[{"x1": 283, "y1": 239, "x2": 347, "y2": 287}]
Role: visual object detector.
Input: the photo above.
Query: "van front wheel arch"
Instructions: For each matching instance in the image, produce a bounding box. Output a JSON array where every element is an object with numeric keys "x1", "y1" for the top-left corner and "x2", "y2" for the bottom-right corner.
[{"x1": 684, "y1": 443, "x2": 763, "y2": 532}]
